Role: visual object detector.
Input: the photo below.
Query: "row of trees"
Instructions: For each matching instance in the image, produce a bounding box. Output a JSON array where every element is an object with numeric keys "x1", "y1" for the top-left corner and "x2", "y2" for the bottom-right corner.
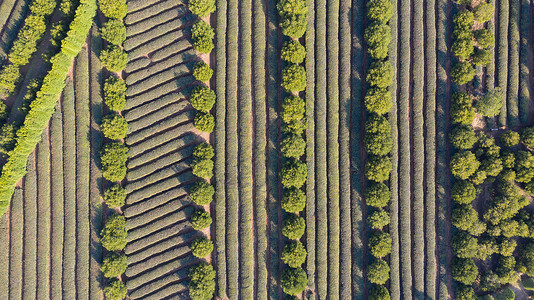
[
  {"x1": 277, "y1": 0, "x2": 309, "y2": 296},
  {"x1": 364, "y1": 0, "x2": 394, "y2": 298}
]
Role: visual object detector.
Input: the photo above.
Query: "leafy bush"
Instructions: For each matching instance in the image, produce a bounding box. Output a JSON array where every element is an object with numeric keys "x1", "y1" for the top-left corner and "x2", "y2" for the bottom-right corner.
[
  {"x1": 369, "y1": 231, "x2": 392, "y2": 258},
  {"x1": 281, "y1": 134, "x2": 306, "y2": 158},
  {"x1": 100, "y1": 214, "x2": 127, "y2": 251},
  {"x1": 191, "y1": 209, "x2": 212, "y2": 230},
  {"x1": 104, "y1": 76, "x2": 126, "y2": 111},
  {"x1": 365, "y1": 22, "x2": 391, "y2": 60},
  {"x1": 366, "y1": 61, "x2": 394, "y2": 88},
  {"x1": 100, "y1": 142, "x2": 128, "y2": 181},
  {"x1": 365, "y1": 155, "x2": 392, "y2": 182},
  {"x1": 369, "y1": 284, "x2": 390, "y2": 300},
  {"x1": 365, "y1": 182, "x2": 390, "y2": 207},
  {"x1": 188, "y1": 263, "x2": 215, "y2": 300},
  {"x1": 191, "y1": 237, "x2": 214, "y2": 258},
  {"x1": 365, "y1": 87, "x2": 392, "y2": 115},
  {"x1": 193, "y1": 143, "x2": 215, "y2": 160},
  {"x1": 452, "y1": 258, "x2": 478, "y2": 285},
  {"x1": 450, "y1": 126, "x2": 477, "y2": 149},
  {"x1": 194, "y1": 112, "x2": 215, "y2": 133},
  {"x1": 282, "y1": 214, "x2": 306, "y2": 239},
  {"x1": 281, "y1": 241, "x2": 307, "y2": 268},
  {"x1": 188, "y1": 0, "x2": 216, "y2": 17},
  {"x1": 190, "y1": 180, "x2": 214, "y2": 205},
  {"x1": 0, "y1": 123, "x2": 18, "y2": 156},
  {"x1": 192, "y1": 20, "x2": 215, "y2": 53},
  {"x1": 452, "y1": 180, "x2": 476, "y2": 204},
  {"x1": 474, "y1": 29, "x2": 494, "y2": 49},
  {"x1": 281, "y1": 64, "x2": 306, "y2": 92},
  {"x1": 0, "y1": 64, "x2": 21, "y2": 97},
  {"x1": 100, "y1": 114, "x2": 128, "y2": 140},
  {"x1": 521, "y1": 127, "x2": 534, "y2": 148},
  {"x1": 101, "y1": 19, "x2": 126, "y2": 46},
  {"x1": 501, "y1": 130, "x2": 520, "y2": 147},
  {"x1": 104, "y1": 279, "x2": 127, "y2": 300},
  {"x1": 98, "y1": 0, "x2": 127, "y2": 19},
  {"x1": 101, "y1": 251, "x2": 127, "y2": 278},
  {"x1": 474, "y1": 2, "x2": 494, "y2": 23},
  {"x1": 281, "y1": 40, "x2": 306, "y2": 64},
  {"x1": 472, "y1": 48, "x2": 493, "y2": 66},
  {"x1": 280, "y1": 159, "x2": 307, "y2": 188},
  {"x1": 100, "y1": 45, "x2": 127, "y2": 72},
  {"x1": 367, "y1": 259, "x2": 390, "y2": 284},
  {"x1": 281, "y1": 95, "x2": 305, "y2": 123},
  {"x1": 104, "y1": 184, "x2": 126, "y2": 208},
  {"x1": 192, "y1": 158, "x2": 214, "y2": 179},
  {"x1": 452, "y1": 38, "x2": 474, "y2": 60},
  {"x1": 190, "y1": 86, "x2": 216, "y2": 112},
  {"x1": 367, "y1": 0, "x2": 394, "y2": 23},
  {"x1": 451, "y1": 151, "x2": 480, "y2": 180},
  {"x1": 280, "y1": 267, "x2": 307, "y2": 295},
  {"x1": 451, "y1": 61, "x2": 476, "y2": 85},
  {"x1": 281, "y1": 187, "x2": 306, "y2": 213},
  {"x1": 193, "y1": 61, "x2": 213, "y2": 82},
  {"x1": 451, "y1": 92, "x2": 475, "y2": 125},
  {"x1": 368, "y1": 209, "x2": 390, "y2": 229}
]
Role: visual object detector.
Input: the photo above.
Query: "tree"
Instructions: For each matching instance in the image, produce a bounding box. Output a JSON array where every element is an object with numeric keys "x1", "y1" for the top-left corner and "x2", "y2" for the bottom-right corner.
[
  {"x1": 193, "y1": 143, "x2": 215, "y2": 160},
  {"x1": 451, "y1": 258, "x2": 478, "y2": 285},
  {"x1": 365, "y1": 182, "x2": 390, "y2": 207},
  {"x1": 450, "y1": 125, "x2": 477, "y2": 149},
  {"x1": 365, "y1": 155, "x2": 392, "y2": 182},
  {"x1": 98, "y1": 0, "x2": 127, "y2": 18},
  {"x1": 191, "y1": 20, "x2": 215, "y2": 53},
  {"x1": 281, "y1": 241, "x2": 307, "y2": 268},
  {"x1": 280, "y1": 159, "x2": 307, "y2": 188},
  {"x1": 104, "y1": 76, "x2": 126, "y2": 111},
  {"x1": 190, "y1": 86, "x2": 216, "y2": 112},
  {"x1": 452, "y1": 204, "x2": 479, "y2": 231},
  {"x1": 277, "y1": 0, "x2": 307, "y2": 15},
  {"x1": 190, "y1": 180, "x2": 214, "y2": 205},
  {"x1": 100, "y1": 214, "x2": 127, "y2": 251},
  {"x1": 367, "y1": 0, "x2": 394, "y2": 23},
  {"x1": 100, "y1": 142, "x2": 128, "y2": 182},
  {"x1": 281, "y1": 64, "x2": 306, "y2": 92},
  {"x1": 0, "y1": 123, "x2": 17, "y2": 156},
  {"x1": 452, "y1": 231, "x2": 478, "y2": 258},
  {"x1": 282, "y1": 214, "x2": 306, "y2": 239},
  {"x1": 474, "y1": 29, "x2": 495, "y2": 48},
  {"x1": 501, "y1": 151, "x2": 515, "y2": 169},
  {"x1": 369, "y1": 231, "x2": 392, "y2": 258},
  {"x1": 501, "y1": 130, "x2": 520, "y2": 147},
  {"x1": 367, "y1": 61, "x2": 393, "y2": 88},
  {"x1": 281, "y1": 187, "x2": 306, "y2": 213},
  {"x1": 451, "y1": 151, "x2": 480, "y2": 180},
  {"x1": 188, "y1": 263, "x2": 216, "y2": 300},
  {"x1": 281, "y1": 134, "x2": 306, "y2": 158},
  {"x1": 100, "y1": 114, "x2": 128, "y2": 140},
  {"x1": 188, "y1": 0, "x2": 216, "y2": 17},
  {"x1": 279, "y1": 13, "x2": 307, "y2": 38},
  {"x1": 514, "y1": 151, "x2": 534, "y2": 182},
  {"x1": 474, "y1": 2, "x2": 494, "y2": 23},
  {"x1": 193, "y1": 61, "x2": 213, "y2": 82},
  {"x1": 452, "y1": 180, "x2": 477, "y2": 204},
  {"x1": 100, "y1": 45, "x2": 127, "y2": 73},
  {"x1": 101, "y1": 251, "x2": 127, "y2": 278},
  {"x1": 451, "y1": 61, "x2": 476, "y2": 85},
  {"x1": 194, "y1": 112, "x2": 215, "y2": 133},
  {"x1": 475, "y1": 88, "x2": 504, "y2": 117},
  {"x1": 480, "y1": 157, "x2": 503, "y2": 177},
  {"x1": 0, "y1": 64, "x2": 21, "y2": 98},
  {"x1": 103, "y1": 184, "x2": 126, "y2": 208},
  {"x1": 498, "y1": 237, "x2": 517, "y2": 256},
  {"x1": 281, "y1": 95, "x2": 305, "y2": 123},
  {"x1": 29, "y1": 0, "x2": 56, "y2": 16},
  {"x1": 452, "y1": 38, "x2": 474, "y2": 60},
  {"x1": 369, "y1": 284, "x2": 390, "y2": 300},
  {"x1": 451, "y1": 92, "x2": 475, "y2": 125},
  {"x1": 366, "y1": 114, "x2": 391, "y2": 133},
  {"x1": 456, "y1": 285, "x2": 476, "y2": 300},
  {"x1": 191, "y1": 209, "x2": 212, "y2": 230},
  {"x1": 368, "y1": 209, "x2": 390, "y2": 229},
  {"x1": 365, "y1": 87, "x2": 392, "y2": 115},
  {"x1": 367, "y1": 259, "x2": 390, "y2": 284},
  {"x1": 365, "y1": 131, "x2": 392, "y2": 156},
  {"x1": 495, "y1": 255, "x2": 517, "y2": 284},
  {"x1": 453, "y1": 10, "x2": 474, "y2": 38},
  {"x1": 518, "y1": 243, "x2": 534, "y2": 276},
  {"x1": 101, "y1": 19, "x2": 126, "y2": 46},
  {"x1": 521, "y1": 127, "x2": 534, "y2": 148},
  {"x1": 191, "y1": 237, "x2": 214, "y2": 258},
  {"x1": 192, "y1": 158, "x2": 214, "y2": 179},
  {"x1": 281, "y1": 40, "x2": 306, "y2": 64},
  {"x1": 364, "y1": 22, "x2": 391, "y2": 60},
  {"x1": 280, "y1": 267, "x2": 307, "y2": 295},
  {"x1": 104, "y1": 279, "x2": 127, "y2": 300},
  {"x1": 472, "y1": 48, "x2": 493, "y2": 66}
]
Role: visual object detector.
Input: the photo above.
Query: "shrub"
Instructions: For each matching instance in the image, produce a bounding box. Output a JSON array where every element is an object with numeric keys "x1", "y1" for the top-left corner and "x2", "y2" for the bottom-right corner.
[
  {"x1": 104, "y1": 76, "x2": 126, "y2": 111},
  {"x1": 190, "y1": 180, "x2": 214, "y2": 205},
  {"x1": 0, "y1": 64, "x2": 21, "y2": 97},
  {"x1": 194, "y1": 112, "x2": 215, "y2": 133},
  {"x1": 280, "y1": 159, "x2": 307, "y2": 188},
  {"x1": 451, "y1": 61, "x2": 476, "y2": 85},
  {"x1": 452, "y1": 180, "x2": 476, "y2": 204},
  {"x1": 100, "y1": 214, "x2": 127, "y2": 251},
  {"x1": 521, "y1": 127, "x2": 534, "y2": 148},
  {"x1": 365, "y1": 155, "x2": 392, "y2": 182},
  {"x1": 281, "y1": 134, "x2": 306, "y2": 158},
  {"x1": 367, "y1": 259, "x2": 390, "y2": 284},
  {"x1": 475, "y1": 88, "x2": 504, "y2": 117},
  {"x1": 282, "y1": 214, "x2": 306, "y2": 239},
  {"x1": 280, "y1": 267, "x2": 307, "y2": 295},
  {"x1": 192, "y1": 158, "x2": 214, "y2": 179},
  {"x1": 451, "y1": 92, "x2": 475, "y2": 125},
  {"x1": 452, "y1": 204, "x2": 478, "y2": 231},
  {"x1": 98, "y1": 0, "x2": 127, "y2": 19},
  {"x1": 365, "y1": 182, "x2": 390, "y2": 207},
  {"x1": 452, "y1": 38, "x2": 474, "y2": 60},
  {"x1": 0, "y1": 102, "x2": 8, "y2": 125},
  {"x1": 191, "y1": 209, "x2": 212, "y2": 230},
  {"x1": 100, "y1": 45, "x2": 127, "y2": 72},
  {"x1": 450, "y1": 126, "x2": 477, "y2": 149},
  {"x1": 514, "y1": 151, "x2": 534, "y2": 182},
  {"x1": 500, "y1": 130, "x2": 520, "y2": 147},
  {"x1": 190, "y1": 86, "x2": 216, "y2": 112},
  {"x1": 472, "y1": 48, "x2": 493, "y2": 66},
  {"x1": 474, "y1": 29, "x2": 494, "y2": 48},
  {"x1": 101, "y1": 19, "x2": 126, "y2": 46},
  {"x1": 192, "y1": 20, "x2": 215, "y2": 54},
  {"x1": 0, "y1": 123, "x2": 18, "y2": 156},
  {"x1": 188, "y1": 0, "x2": 216, "y2": 17},
  {"x1": 281, "y1": 188, "x2": 306, "y2": 213},
  {"x1": 188, "y1": 263, "x2": 216, "y2": 300},
  {"x1": 369, "y1": 284, "x2": 390, "y2": 300},
  {"x1": 368, "y1": 209, "x2": 390, "y2": 229},
  {"x1": 100, "y1": 114, "x2": 128, "y2": 140},
  {"x1": 366, "y1": 61, "x2": 394, "y2": 88},
  {"x1": 191, "y1": 237, "x2": 214, "y2": 258},
  {"x1": 100, "y1": 142, "x2": 128, "y2": 182},
  {"x1": 369, "y1": 231, "x2": 392, "y2": 258},
  {"x1": 451, "y1": 151, "x2": 480, "y2": 180},
  {"x1": 281, "y1": 40, "x2": 306, "y2": 64},
  {"x1": 104, "y1": 279, "x2": 127, "y2": 300},
  {"x1": 281, "y1": 241, "x2": 307, "y2": 268},
  {"x1": 281, "y1": 64, "x2": 306, "y2": 92},
  {"x1": 101, "y1": 251, "x2": 127, "y2": 278},
  {"x1": 193, "y1": 143, "x2": 214, "y2": 160},
  {"x1": 364, "y1": 22, "x2": 391, "y2": 60},
  {"x1": 193, "y1": 61, "x2": 213, "y2": 82},
  {"x1": 452, "y1": 258, "x2": 478, "y2": 285},
  {"x1": 474, "y1": 2, "x2": 494, "y2": 23},
  {"x1": 365, "y1": 87, "x2": 392, "y2": 115},
  {"x1": 103, "y1": 184, "x2": 126, "y2": 208},
  {"x1": 367, "y1": 0, "x2": 394, "y2": 23},
  {"x1": 281, "y1": 95, "x2": 306, "y2": 123}
]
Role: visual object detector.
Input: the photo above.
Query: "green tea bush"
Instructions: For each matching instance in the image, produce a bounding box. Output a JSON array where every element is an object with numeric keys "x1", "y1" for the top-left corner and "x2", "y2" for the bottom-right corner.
[
  {"x1": 194, "y1": 112, "x2": 215, "y2": 133},
  {"x1": 451, "y1": 62, "x2": 476, "y2": 85},
  {"x1": 367, "y1": 259, "x2": 390, "y2": 284},
  {"x1": 450, "y1": 126, "x2": 477, "y2": 149},
  {"x1": 369, "y1": 231, "x2": 392, "y2": 258},
  {"x1": 368, "y1": 209, "x2": 390, "y2": 229},
  {"x1": 365, "y1": 182, "x2": 390, "y2": 207},
  {"x1": 190, "y1": 180, "x2": 214, "y2": 205},
  {"x1": 365, "y1": 155, "x2": 392, "y2": 182},
  {"x1": 281, "y1": 187, "x2": 306, "y2": 213},
  {"x1": 188, "y1": 0, "x2": 216, "y2": 17},
  {"x1": 281, "y1": 241, "x2": 307, "y2": 268},
  {"x1": 103, "y1": 184, "x2": 126, "y2": 208},
  {"x1": 281, "y1": 64, "x2": 306, "y2": 92},
  {"x1": 100, "y1": 114, "x2": 128, "y2": 140},
  {"x1": 365, "y1": 87, "x2": 392, "y2": 115},
  {"x1": 100, "y1": 45, "x2": 127, "y2": 72},
  {"x1": 193, "y1": 61, "x2": 213, "y2": 82},
  {"x1": 104, "y1": 279, "x2": 127, "y2": 300},
  {"x1": 282, "y1": 214, "x2": 306, "y2": 239},
  {"x1": 98, "y1": 0, "x2": 127, "y2": 19},
  {"x1": 190, "y1": 86, "x2": 216, "y2": 112},
  {"x1": 280, "y1": 159, "x2": 307, "y2": 188},
  {"x1": 100, "y1": 142, "x2": 128, "y2": 181},
  {"x1": 101, "y1": 251, "x2": 127, "y2": 278},
  {"x1": 104, "y1": 76, "x2": 126, "y2": 111},
  {"x1": 188, "y1": 263, "x2": 215, "y2": 300},
  {"x1": 280, "y1": 267, "x2": 307, "y2": 295},
  {"x1": 101, "y1": 19, "x2": 126, "y2": 45},
  {"x1": 281, "y1": 40, "x2": 306, "y2": 64},
  {"x1": 191, "y1": 237, "x2": 214, "y2": 258},
  {"x1": 100, "y1": 214, "x2": 127, "y2": 251},
  {"x1": 366, "y1": 61, "x2": 394, "y2": 88},
  {"x1": 280, "y1": 134, "x2": 306, "y2": 158},
  {"x1": 191, "y1": 209, "x2": 212, "y2": 230},
  {"x1": 192, "y1": 20, "x2": 215, "y2": 53}
]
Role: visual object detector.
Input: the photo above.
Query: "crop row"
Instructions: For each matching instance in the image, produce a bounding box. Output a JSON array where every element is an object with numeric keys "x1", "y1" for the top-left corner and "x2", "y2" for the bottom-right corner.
[
  {"x1": 0, "y1": 0, "x2": 29, "y2": 61},
  {"x1": 125, "y1": 15, "x2": 194, "y2": 52},
  {"x1": 127, "y1": 229, "x2": 198, "y2": 263},
  {"x1": 519, "y1": 0, "x2": 529, "y2": 124},
  {"x1": 126, "y1": 76, "x2": 194, "y2": 109},
  {"x1": 127, "y1": 30, "x2": 189, "y2": 61},
  {"x1": 127, "y1": 101, "x2": 191, "y2": 133},
  {"x1": 127, "y1": 132, "x2": 195, "y2": 168},
  {"x1": 125, "y1": 110, "x2": 194, "y2": 145},
  {"x1": 126, "y1": 5, "x2": 189, "y2": 37},
  {"x1": 125, "y1": 89, "x2": 192, "y2": 122},
  {"x1": 125, "y1": 0, "x2": 183, "y2": 25},
  {"x1": 125, "y1": 61, "x2": 194, "y2": 96},
  {"x1": 126, "y1": 50, "x2": 195, "y2": 85}
]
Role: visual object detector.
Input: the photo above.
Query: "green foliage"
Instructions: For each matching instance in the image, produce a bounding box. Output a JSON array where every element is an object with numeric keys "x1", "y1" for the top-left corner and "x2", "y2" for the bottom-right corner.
[
  {"x1": 100, "y1": 142, "x2": 128, "y2": 181},
  {"x1": 452, "y1": 258, "x2": 478, "y2": 285},
  {"x1": 474, "y1": 29, "x2": 495, "y2": 49},
  {"x1": 453, "y1": 10, "x2": 474, "y2": 38},
  {"x1": 188, "y1": 262, "x2": 215, "y2": 300},
  {"x1": 281, "y1": 95, "x2": 305, "y2": 123},
  {"x1": 281, "y1": 64, "x2": 306, "y2": 92},
  {"x1": 281, "y1": 241, "x2": 307, "y2": 268},
  {"x1": 451, "y1": 61, "x2": 476, "y2": 85},
  {"x1": 192, "y1": 158, "x2": 214, "y2": 179},
  {"x1": 277, "y1": 0, "x2": 307, "y2": 15},
  {"x1": 191, "y1": 237, "x2": 214, "y2": 258},
  {"x1": 193, "y1": 143, "x2": 215, "y2": 160},
  {"x1": 191, "y1": 209, "x2": 212, "y2": 230},
  {"x1": 368, "y1": 209, "x2": 390, "y2": 229},
  {"x1": 369, "y1": 231, "x2": 392, "y2": 258},
  {"x1": 194, "y1": 112, "x2": 215, "y2": 133},
  {"x1": 496, "y1": 256, "x2": 517, "y2": 284},
  {"x1": 451, "y1": 151, "x2": 480, "y2": 180},
  {"x1": 281, "y1": 187, "x2": 306, "y2": 213},
  {"x1": 101, "y1": 251, "x2": 127, "y2": 278},
  {"x1": 501, "y1": 151, "x2": 515, "y2": 169},
  {"x1": 450, "y1": 126, "x2": 477, "y2": 149},
  {"x1": 364, "y1": 87, "x2": 392, "y2": 115},
  {"x1": 188, "y1": 0, "x2": 216, "y2": 17},
  {"x1": 190, "y1": 86, "x2": 216, "y2": 112},
  {"x1": 0, "y1": 123, "x2": 18, "y2": 156},
  {"x1": 480, "y1": 271, "x2": 502, "y2": 293},
  {"x1": 366, "y1": 61, "x2": 394, "y2": 88},
  {"x1": 98, "y1": 0, "x2": 127, "y2": 19},
  {"x1": 367, "y1": 259, "x2": 390, "y2": 284},
  {"x1": 280, "y1": 267, "x2": 307, "y2": 295},
  {"x1": 192, "y1": 20, "x2": 215, "y2": 54},
  {"x1": 365, "y1": 182, "x2": 390, "y2": 207},
  {"x1": 475, "y1": 88, "x2": 504, "y2": 117},
  {"x1": 452, "y1": 38, "x2": 474, "y2": 61},
  {"x1": 281, "y1": 40, "x2": 306, "y2": 64},
  {"x1": 521, "y1": 127, "x2": 534, "y2": 148},
  {"x1": 514, "y1": 151, "x2": 534, "y2": 182},
  {"x1": 60, "y1": 0, "x2": 79, "y2": 17},
  {"x1": 456, "y1": 285, "x2": 476, "y2": 300},
  {"x1": 452, "y1": 231, "x2": 478, "y2": 258},
  {"x1": 0, "y1": 64, "x2": 21, "y2": 97},
  {"x1": 282, "y1": 214, "x2": 306, "y2": 239},
  {"x1": 49, "y1": 22, "x2": 68, "y2": 48},
  {"x1": 281, "y1": 134, "x2": 306, "y2": 158},
  {"x1": 190, "y1": 180, "x2": 214, "y2": 205},
  {"x1": 365, "y1": 115, "x2": 392, "y2": 155},
  {"x1": 280, "y1": 159, "x2": 307, "y2": 188},
  {"x1": 367, "y1": 0, "x2": 394, "y2": 23},
  {"x1": 369, "y1": 284, "x2": 391, "y2": 300},
  {"x1": 452, "y1": 180, "x2": 476, "y2": 204},
  {"x1": 193, "y1": 62, "x2": 213, "y2": 82},
  {"x1": 9, "y1": 15, "x2": 47, "y2": 66},
  {"x1": 30, "y1": 0, "x2": 57, "y2": 16},
  {"x1": 501, "y1": 130, "x2": 520, "y2": 147},
  {"x1": 103, "y1": 184, "x2": 126, "y2": 208},
  {"x1": 472, "y1": 48, "x2": 493, "y2": 66},
  {"x1": 365, "y1": 155, "x2": 392, "y2": 182},
  {"x1": 100, "y1": 214, "x2": 127, "y2": 251},
  {"x1": 474, "y1": 2, "x2": 494, "y2": 23},
  {"x1": 451, "y1": 92, "x2": 475, "y2": 125},
  {"x1": 100, "y1": 45, "x2": 127, "y2": 72},
  {"x1": 365, "y1": 22, "x2": 391, "y2": 60},
  {"x1": 100, "y1": 114, "x2": 128, "y2": 140},
  {"x1": 452, "y1": 204, "x2": 479, "y2": 231},
  {"x1": 498, "y1": 238, "x2": 517, "y2": 256},
  {"x1": 101, "y1": 19, "x2": 126, "y2": 46},
  {"x1": 104, "y1": 279, "x2": 127, "y2": 300},
  {"x1": 104, "y1": 76, "x2": 126, "y2": 111},
  {"x1": 277, "y1": 0, "x2": 307, "y2": 38}
]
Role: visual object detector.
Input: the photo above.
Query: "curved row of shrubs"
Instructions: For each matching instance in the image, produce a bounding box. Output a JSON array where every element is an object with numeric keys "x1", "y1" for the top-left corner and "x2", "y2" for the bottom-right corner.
[
  {"x1": 186, "y1": 1, "x2": 217, "y2": 299},
  {"x1": 97, "y1": 0, "x2": 129, "y2": 298},
  {"x1": 363, "y1": 0, "x2": 394, "y2": 298},
  {"x1": 277, "y1": 0, "x2": 309, "y2": 297}
]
